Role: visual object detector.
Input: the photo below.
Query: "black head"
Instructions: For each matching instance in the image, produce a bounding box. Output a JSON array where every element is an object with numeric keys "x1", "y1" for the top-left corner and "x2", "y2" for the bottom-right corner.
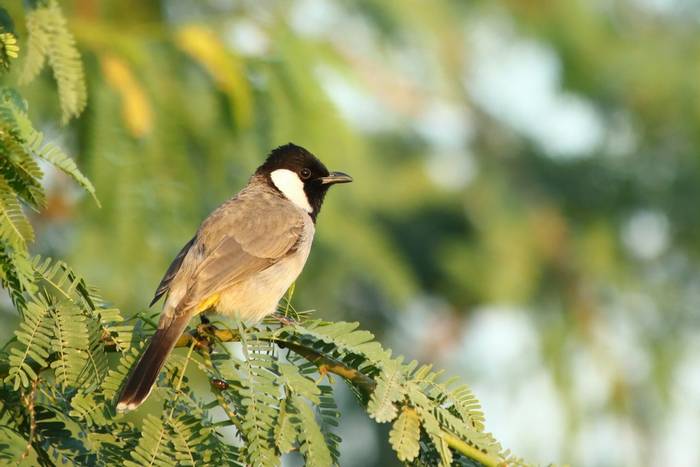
[{"x1": 256, "y1": 143, "x2": 352, "y2": 220}]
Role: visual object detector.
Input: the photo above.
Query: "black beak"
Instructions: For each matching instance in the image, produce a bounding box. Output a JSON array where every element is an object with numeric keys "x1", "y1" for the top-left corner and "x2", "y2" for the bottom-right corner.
[{"x1": 318, "y1": 171, "x2": 353, "y2": 185}]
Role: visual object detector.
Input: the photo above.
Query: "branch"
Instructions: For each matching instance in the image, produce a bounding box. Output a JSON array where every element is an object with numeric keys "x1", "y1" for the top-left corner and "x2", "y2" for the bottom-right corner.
[
  {"x1": 1, "y1": 323, "x2": 507, "y2": 466},
  {"x1": 276, "y1": 339, "x2": 377, "y2": 394},
  {"x1": 443, "y1": 433, "x2": 504, "y2": 467},
  {"x1": 174, "y1": 325, "x2": 377, "y2": 394},
  {"x1": 173, "y1": 324, "x2": 504, "y2": 466},
  {"x1": 18, "y1": 377, "x2": 39, "y2": 463}
]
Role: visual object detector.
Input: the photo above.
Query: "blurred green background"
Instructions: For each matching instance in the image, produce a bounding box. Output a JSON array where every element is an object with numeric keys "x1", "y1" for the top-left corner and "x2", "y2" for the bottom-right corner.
[{"x1": 3, "y1": 0, "x2": 700, "y2": 465}]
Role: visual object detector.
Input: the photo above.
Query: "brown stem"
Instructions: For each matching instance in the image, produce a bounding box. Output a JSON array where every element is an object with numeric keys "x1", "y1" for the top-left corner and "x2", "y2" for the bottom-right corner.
[
  {"x1": 174, "y1": 326, "x2": 377, "y2": 395},
  {"x1": 18, "y1": 378, "x2": 39, "y2": 464},
  {"x1": 172, "y1": 326, "x2": 502, "y2": 465},
  {"x1": 274, "y1": 339, "x2": 376, "y2": 394},
  {"x1": 4, "y1": 324, "x2": 505, "y2": 466}
]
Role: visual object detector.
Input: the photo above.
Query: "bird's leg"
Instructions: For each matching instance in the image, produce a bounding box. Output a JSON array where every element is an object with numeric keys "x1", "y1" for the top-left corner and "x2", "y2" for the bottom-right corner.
[
  {"x1": 198, "y1": 314, "x2": 218, "y2": 337},
  {"x1": 195, "y1": 314, "x2": 217, "y2": 351}
]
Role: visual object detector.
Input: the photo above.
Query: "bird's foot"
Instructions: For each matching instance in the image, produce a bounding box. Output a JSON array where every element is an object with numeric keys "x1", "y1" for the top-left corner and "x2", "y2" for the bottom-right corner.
[
  {"x1": 194, "y1": 322, "x2": 217, "y2": 352},
  {"x1": 196, "y1": 322, "x2": 217, "y2": 337}
]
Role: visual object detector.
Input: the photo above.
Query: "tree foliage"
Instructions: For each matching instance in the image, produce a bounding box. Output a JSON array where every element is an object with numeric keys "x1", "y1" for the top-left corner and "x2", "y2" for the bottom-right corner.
[
  {"x1": 0, "y1": 0, "x2": 696, "y2": 464},
  {"x1": 20, "y1": 0, "x2": 86, "y2": 123},
  {"x1": 0, "y1": 4, "x2": 525, "y2": 466}
]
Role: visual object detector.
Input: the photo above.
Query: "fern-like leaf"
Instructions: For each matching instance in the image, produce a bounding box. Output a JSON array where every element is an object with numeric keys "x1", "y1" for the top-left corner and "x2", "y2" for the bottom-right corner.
[
  {"x1": 169, "y1": 412, "x2": 213, "y2": 466},
  {"x1": 367, "y1": 357, "x2": 405, "y2": 422},
  {"x1": 0, "y1": 95, "x2": 97, "y2": 202},
  {"x1": 293, "y1": 396, "x2": 333, "y2": 467},
  {"x1": 33, "y1": 256, "x2": 131, "y2": 355},
  {"x1": 102, "y1": 345, "x2": 141, "y2": 400},
  {"x1": 294, "y1": 320, "x2": 389, "y2": 362},
  {"x1": 21, "y1": 1, "x2": 87, "y2": 122},
  {"x1": 50, "y1": 305, "x2": 89, "y2": 389},
  {"x1": 0, "y1": 426, "x2": 30, "y2": 462},
  {"x1": 0, "y1": 174, "x2": 33, "y2": 248},
  {"x1": 450, "y1": 383, "x2": 486, "y2": 431},
  {"x1": 32, "y1": 140, "x2": 98, "y2": 202},
  {"x1": 237, "y1": 335, "x2": 280, "y2": 467},
  {"x1": 317, "y1": 384, "x2": 341, "y2": 463},
  {"x1": 19, "y1": 6, "x2": 49, "y2": 83},
  {"x1": 274, "y1": 396, "x2": 298, "y2": 454},
  {"x1": 278, "y1": 362, "x2": 320, "y2": 403},
  {"x1": 0, "y1": 246, "x2": 35, "y2": 311},
  {"x1": 80, "y1": 313, "x2": 110, "y2": 387},
  {"x1": 5, "y1": 297, "x2": 53, "y2": 389},
  {"x1": 210, "y1": 327, "x2": 280, "y2": 466},
  {"x1": 0, "y1": 131, "x2": 45, "y2": 209},
  {"x1": 95, "y1": 307, "x2": 133, "y2": 353},
  {"x1": 125, "y1": 414, "x2": 175, "y2": 467},
  {"x1": 389, "y1": 406, "x2": 421, "y2": 462},
  {"x1": 69, "y1": 392, "x2": 110, "y2": 427}
]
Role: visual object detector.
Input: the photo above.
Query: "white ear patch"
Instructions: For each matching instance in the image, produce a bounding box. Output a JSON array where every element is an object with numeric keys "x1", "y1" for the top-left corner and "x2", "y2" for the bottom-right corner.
[{"x1": 270, "y1": 169, "x2": 312, "y2": 213}]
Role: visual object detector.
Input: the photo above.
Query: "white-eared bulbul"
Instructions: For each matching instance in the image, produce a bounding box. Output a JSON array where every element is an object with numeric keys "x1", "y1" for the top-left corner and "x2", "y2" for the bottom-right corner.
[{"x1": 116, "y1": 143, "x2": 352, "y2": 411}]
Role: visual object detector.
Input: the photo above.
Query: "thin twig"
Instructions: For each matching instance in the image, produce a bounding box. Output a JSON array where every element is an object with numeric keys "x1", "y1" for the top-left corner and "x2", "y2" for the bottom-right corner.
[
  {"x1": 442, "y1": 433, "x2": 504, "y2": 467},
  {"x1": 1, "y1": 323, "x2": 508, "y2": 466},
  {"x1": 146, "y1": 340, "x2": 198, "y2": 467},
  {"x1": 170, "y1": 325, "x2": 506, "y2": 466},
  {"x1": 174, "y1": 326, "x2": 377, "y2": 393},
  {"x1": 18, "y1": 377, "x2": 39, "y2": 465},
  {"x1": 198, "y1": 342, "x2": 242, "y2": 432},
  {"x1": 275, "y1": 340, "x2": 376, "y2": 394}
]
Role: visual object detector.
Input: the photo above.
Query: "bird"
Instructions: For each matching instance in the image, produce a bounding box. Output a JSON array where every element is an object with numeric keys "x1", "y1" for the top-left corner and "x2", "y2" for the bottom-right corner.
[{"x1": 116, "y1": 143, "x2": 352, "y2": 411}]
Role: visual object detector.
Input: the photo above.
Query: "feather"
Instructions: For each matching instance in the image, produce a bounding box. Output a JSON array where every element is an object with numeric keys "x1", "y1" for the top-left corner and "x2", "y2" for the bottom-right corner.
[
  {"x1": 116, "y1": 313, "x2": 191, "y2": 411},
  {"x1": 150, "y1": 236, "x2": 196, "y2": 306}
]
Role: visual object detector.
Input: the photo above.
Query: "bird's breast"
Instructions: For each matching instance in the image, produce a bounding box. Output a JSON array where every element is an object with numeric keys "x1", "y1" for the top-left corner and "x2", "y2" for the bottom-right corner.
[{"x1": 215, "y1": 222, "x2": 314, "y2": 323}]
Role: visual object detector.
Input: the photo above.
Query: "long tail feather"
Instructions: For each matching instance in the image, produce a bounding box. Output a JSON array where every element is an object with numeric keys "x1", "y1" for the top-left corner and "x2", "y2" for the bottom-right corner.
[{"x1": 116, "y1": 314, "x2": 190, "y2": 411}]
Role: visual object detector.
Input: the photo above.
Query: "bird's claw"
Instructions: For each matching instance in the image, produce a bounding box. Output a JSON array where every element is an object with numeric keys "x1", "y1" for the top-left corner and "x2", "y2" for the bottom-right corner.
[{"x1": 194, "y1": 323, "x2": 217, "y2": 351}]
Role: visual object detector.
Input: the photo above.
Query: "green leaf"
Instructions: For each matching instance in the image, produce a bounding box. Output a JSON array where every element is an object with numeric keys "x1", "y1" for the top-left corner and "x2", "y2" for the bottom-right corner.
[
  {"x1": 0, "y1": 136, "x2": 45, "y2": 209},
  {"x1": 0, "y1": 246, "x2": 35, "y2": 312},
  {"x1": 450, "y1": 383, "x2": 486, "y2": 431},
  {"x1": 19, "y1": 6, "x2": 49, "y2": 84},
  {"x1": 50, "y1": 305, "x2": 89, "y2": 389},
  {"x1": 317, "y1": 384, "x2": 341, "y2": 463},
  {"x1": 367, "y1": 357, "x2": 405, "y2": 422},
  {"x1": 5, "y1": 296, "x2": 53, "y2": 389},
  {"x1": 215, "y1": 329, "x2": 280, "y2": 467},
  {"x1": 102, "y1": 345, "x2": 141, "y2": 399},
  {"x1": 0, "y1": 32, "x2": 19, "y2": 71},
  {"x1": 126, "y1": 414, "x2": 174, "y2": 467},
  {"x1": 0, "y1": 95, "x2": 98, "y2": 203},
  {"x1": 278, "y1": 362, "x2": 320, "y2": 403},
  {"x1": 20, "y1": 0, "x2": 87, "y2": 122},
  {"x1": 294, "y1": 396, "x2": 333, "y2": 467},
  {"x1": 0, "y1": 426, "x2": 32, "y2": 462},
  {"x1": 274, "y1": 397, "x2": 298, "y2": 454},
  {"x1": 294, "y1": 320, "x2": 389, "y2": 361},
  {"x1": 389, "y1": 406, "x2": 421, "y2": 462},
  {"x1": 169, "y1": 413, "x2": 212, "y2": 466},
  {"x1": 0, "y1": 174, "x2": 33, "y2": 248},
  {"x1": 95, "y1": 307, "x2": 133, "y2": 353},
  {"x1": 69, "y1": 392, "x2": 110, "y2": 427}
]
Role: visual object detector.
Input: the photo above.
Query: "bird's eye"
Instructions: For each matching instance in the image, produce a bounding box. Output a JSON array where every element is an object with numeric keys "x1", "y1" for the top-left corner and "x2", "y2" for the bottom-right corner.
[{"x1": 300, "y1": 168, "x2": 311, "y2": 180}]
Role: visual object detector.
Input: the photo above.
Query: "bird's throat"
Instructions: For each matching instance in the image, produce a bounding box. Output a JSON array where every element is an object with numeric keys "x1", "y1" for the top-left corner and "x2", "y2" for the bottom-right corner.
[{"x1": 270, "y1": 169, "x2": 313, "y2": 213}]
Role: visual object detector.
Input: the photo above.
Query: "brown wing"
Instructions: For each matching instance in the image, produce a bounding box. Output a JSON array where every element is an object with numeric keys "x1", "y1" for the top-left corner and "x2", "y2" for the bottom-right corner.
[
  {"x1": 175, "y1": 188, "x2": 306, "y2": 312},
  {"x1": 150, "y1": 236, "x2": 196, "y2": 306}
]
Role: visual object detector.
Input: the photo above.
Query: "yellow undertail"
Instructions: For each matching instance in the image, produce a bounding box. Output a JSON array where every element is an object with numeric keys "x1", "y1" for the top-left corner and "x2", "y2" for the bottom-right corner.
[{"x1": 194, "y1": 294, "x2": 220, "y2": 314}]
